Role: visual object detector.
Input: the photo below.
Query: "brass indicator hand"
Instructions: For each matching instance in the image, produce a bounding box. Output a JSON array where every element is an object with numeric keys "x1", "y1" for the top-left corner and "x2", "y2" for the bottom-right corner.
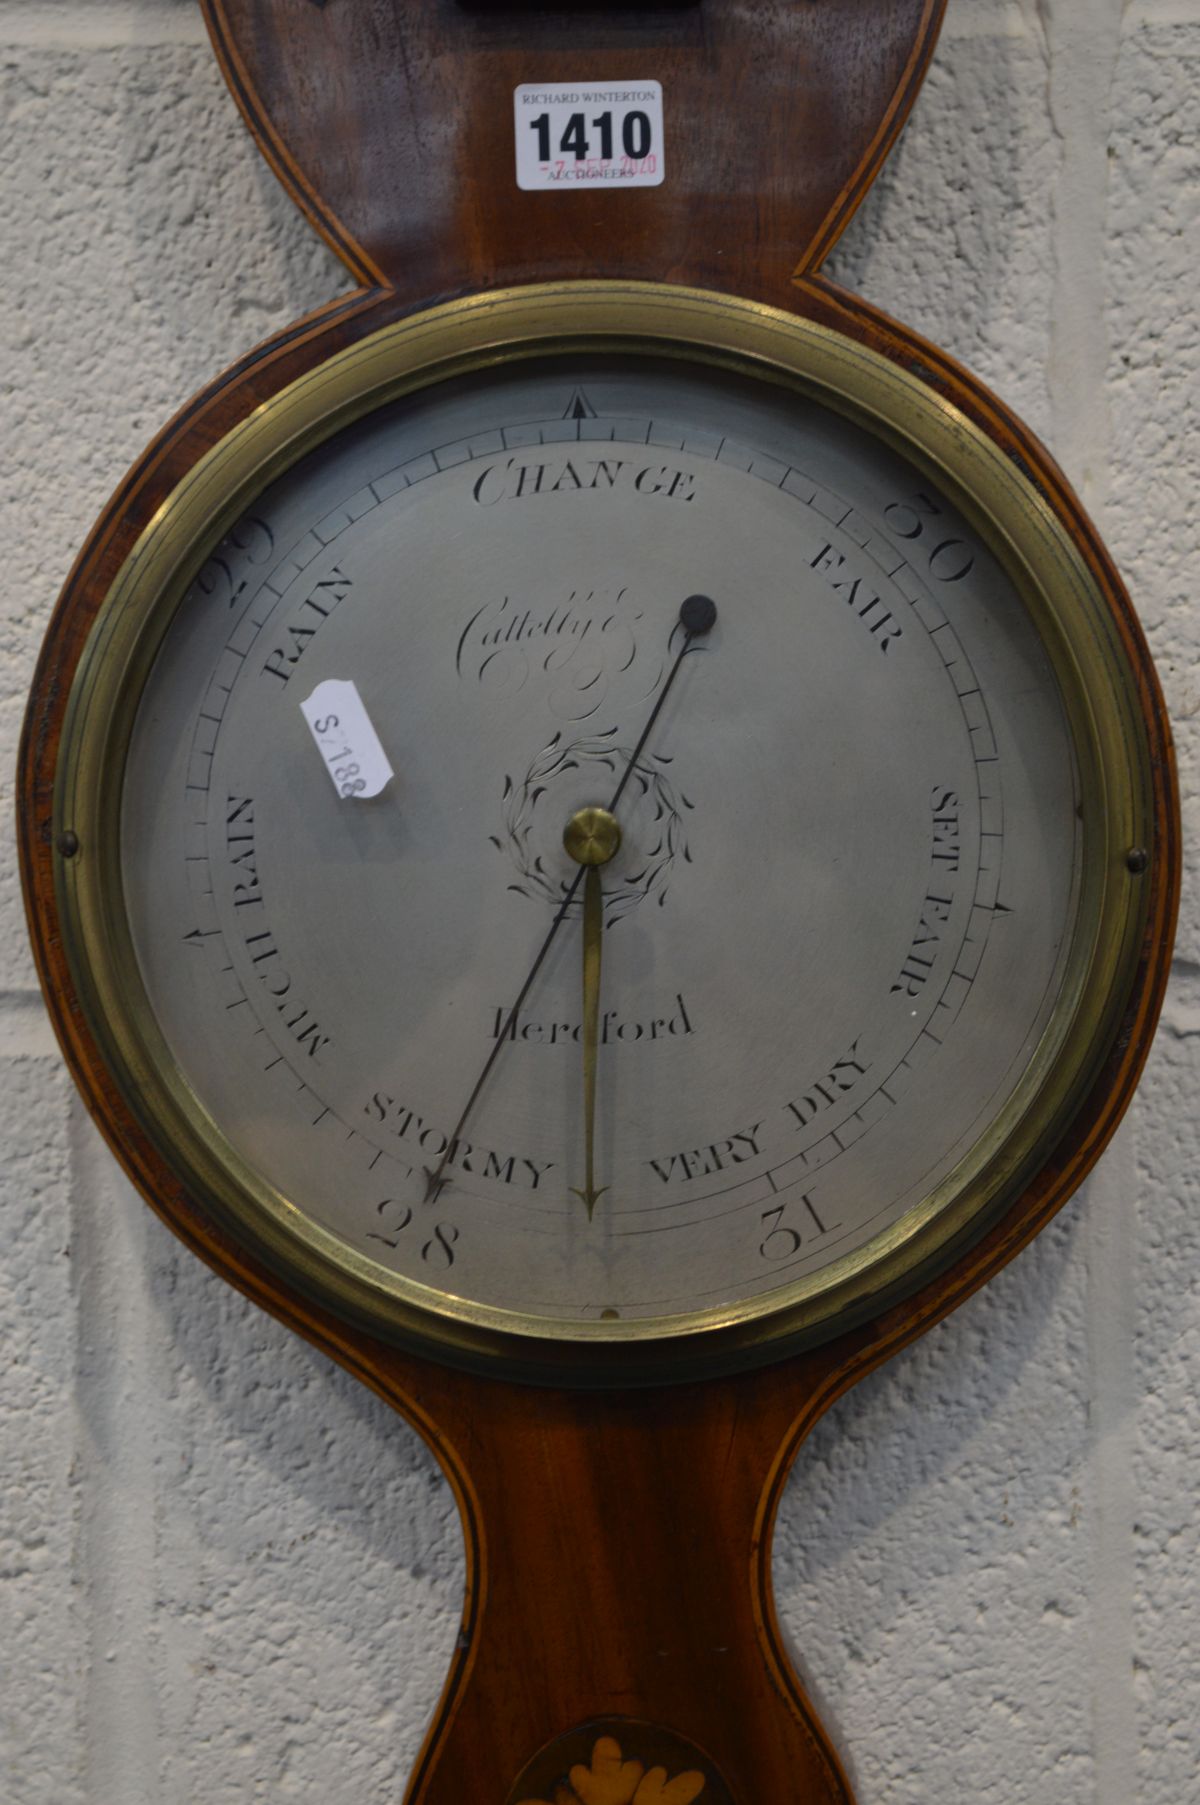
[
  {"x1": 423, "y1": 594, "x2": 718, "y2": 1207},
  {"x1": 563, "y1": 808, "x2": 622, "y2": 1218}
]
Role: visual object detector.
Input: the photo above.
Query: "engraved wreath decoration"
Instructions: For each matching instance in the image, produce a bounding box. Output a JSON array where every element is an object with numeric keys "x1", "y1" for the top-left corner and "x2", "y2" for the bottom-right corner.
[
  {"x1": 518, "y1": 1734, "x2": 706, "y2": 1805},
  {"x1": 494, "y1": 729, "x2": 694, "y2": 923}
]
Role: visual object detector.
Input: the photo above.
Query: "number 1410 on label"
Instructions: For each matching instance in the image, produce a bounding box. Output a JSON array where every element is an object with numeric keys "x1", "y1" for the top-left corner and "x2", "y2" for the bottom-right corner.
[
  {"x1": 514, "y1": 81, "x2": 665, "y2": 191},
  {"x1": 528, "y1": 109, "x2": 654, "y2": 165}
]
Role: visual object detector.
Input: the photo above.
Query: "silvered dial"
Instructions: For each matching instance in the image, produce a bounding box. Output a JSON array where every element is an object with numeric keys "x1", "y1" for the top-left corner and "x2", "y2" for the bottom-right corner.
[{"x1": 119, "y1": 353, "x2": 1081, "y2": 1349}]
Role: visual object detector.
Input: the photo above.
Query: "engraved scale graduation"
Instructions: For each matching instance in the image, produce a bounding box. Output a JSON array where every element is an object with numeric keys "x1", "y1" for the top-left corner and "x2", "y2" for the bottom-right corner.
[{"x1": 18, "y1": 3, "x2": 1178, "y2": 1799}]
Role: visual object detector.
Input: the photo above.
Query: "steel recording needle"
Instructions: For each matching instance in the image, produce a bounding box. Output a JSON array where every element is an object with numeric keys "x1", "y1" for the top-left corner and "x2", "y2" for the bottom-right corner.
[{"x1": 422, "y1": 594, "x2": 718, "y2": 1208}]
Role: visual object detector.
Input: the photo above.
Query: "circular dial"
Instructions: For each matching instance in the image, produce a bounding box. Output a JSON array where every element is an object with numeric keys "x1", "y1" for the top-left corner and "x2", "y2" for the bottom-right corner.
[{"x1": 58, "y1": 289, "x2": 1150, "y2": 1379}]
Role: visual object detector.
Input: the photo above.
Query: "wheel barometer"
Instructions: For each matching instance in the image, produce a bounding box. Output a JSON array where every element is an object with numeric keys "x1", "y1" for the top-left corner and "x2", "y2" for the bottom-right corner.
[{"x1": 19, "y1": 3, "x2": 1178, "y2": 1799}]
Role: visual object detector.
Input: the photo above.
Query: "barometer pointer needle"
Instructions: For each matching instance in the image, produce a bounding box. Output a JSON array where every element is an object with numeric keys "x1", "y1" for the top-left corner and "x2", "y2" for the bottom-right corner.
[
  {"x1": 563, "y1": 812, "x2": 619, "y2": 1220},
  {"x1": 422, "y1": 594, "x2": 718, "y2": 1207},
  {"x1": 575, "y1": 863, "x2": 606, "y2": 1218}
]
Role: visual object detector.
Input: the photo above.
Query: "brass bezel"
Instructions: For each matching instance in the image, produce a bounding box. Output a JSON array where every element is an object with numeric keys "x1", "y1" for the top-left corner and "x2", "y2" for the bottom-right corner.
[{"x1": 54, "y1": 282, "x2": 1153, "y2": 1384}]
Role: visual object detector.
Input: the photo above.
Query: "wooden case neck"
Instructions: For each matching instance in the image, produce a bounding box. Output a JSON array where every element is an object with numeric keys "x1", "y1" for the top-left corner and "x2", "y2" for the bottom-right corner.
[{"x1": 201, "y1": 0, "x2": 946, "y2": 303}]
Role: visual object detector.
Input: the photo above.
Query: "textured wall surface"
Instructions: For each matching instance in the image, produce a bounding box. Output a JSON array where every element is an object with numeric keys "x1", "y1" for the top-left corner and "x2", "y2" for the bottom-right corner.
[{"x1": 1, "y1": 2, "x2": 1195, "y2": 1800}]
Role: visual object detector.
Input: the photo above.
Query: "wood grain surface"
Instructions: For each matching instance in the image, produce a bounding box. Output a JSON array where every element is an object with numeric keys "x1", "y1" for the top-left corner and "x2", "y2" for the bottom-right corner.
[{"x1": 201, "y1": 0, "x2": 946, "y2": 302}]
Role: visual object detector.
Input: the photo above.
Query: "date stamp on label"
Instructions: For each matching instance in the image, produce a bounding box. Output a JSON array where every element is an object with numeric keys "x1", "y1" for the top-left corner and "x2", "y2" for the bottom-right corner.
[{"x1": 514, "y1": 81, "x2": 664, "y2": 190}]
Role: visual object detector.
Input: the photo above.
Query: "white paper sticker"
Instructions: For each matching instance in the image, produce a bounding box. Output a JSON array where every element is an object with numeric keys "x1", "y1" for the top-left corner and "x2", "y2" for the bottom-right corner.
[
  {"x1": 514, "y1": 82, "x2": 664, "y2": 191},
  {"x1": 300, "y1": 680, "x2": 394, "y2": 800}
]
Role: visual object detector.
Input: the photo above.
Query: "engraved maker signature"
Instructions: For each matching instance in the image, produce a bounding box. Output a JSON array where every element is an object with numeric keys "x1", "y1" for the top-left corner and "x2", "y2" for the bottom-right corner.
[{"x1": 456, "y1": 588, "x2": 648, "y2": 722}]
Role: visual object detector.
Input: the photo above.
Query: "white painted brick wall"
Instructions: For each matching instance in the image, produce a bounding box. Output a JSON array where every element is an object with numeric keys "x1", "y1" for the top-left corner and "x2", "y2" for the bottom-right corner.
[{"x1": 1, "y1": 2, "x2": 1195, "y2": 1799}]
